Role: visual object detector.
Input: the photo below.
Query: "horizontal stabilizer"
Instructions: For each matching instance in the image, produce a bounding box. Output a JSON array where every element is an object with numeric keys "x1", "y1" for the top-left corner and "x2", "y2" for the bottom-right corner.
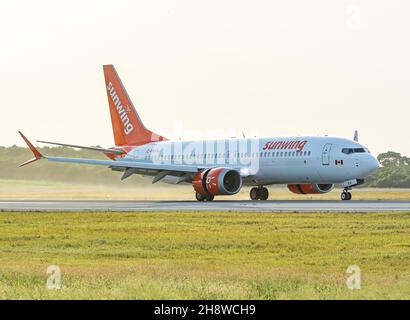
[{"x1": 37, "y1": 140, "x2": 125, "y2": 155}]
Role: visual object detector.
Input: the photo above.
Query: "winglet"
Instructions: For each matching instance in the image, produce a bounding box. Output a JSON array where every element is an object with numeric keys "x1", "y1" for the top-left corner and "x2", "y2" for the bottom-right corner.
[{"x1": 18, "y1": 131, "x2": 44, "y2": 167}]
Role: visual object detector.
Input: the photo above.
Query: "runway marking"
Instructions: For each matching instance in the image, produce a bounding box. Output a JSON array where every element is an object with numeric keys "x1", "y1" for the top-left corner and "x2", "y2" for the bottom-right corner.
[{"x1": 0, "y1": 200, "x2": 409, "y2": 212}]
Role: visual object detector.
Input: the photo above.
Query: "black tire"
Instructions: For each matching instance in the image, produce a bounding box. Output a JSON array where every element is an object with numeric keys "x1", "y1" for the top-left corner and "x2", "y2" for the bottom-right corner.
[
  {"x1": 196, "y1": 192, "x2": 206, "y2": 202},
  {"x1": 341, "y1": 192, "x2": 348, "y2": 201},
  {"x1": 347, "y1": 192, "x2": 352, "y2": 200},
  {"x1": 205, "y1": 194, "x2": 215, "y2": 201},
  {"x1": 250, "y1": 187, "x2": 260, "y2": 200},
  {"x1": 260, "y1": 187, "x2": 269, "y2": 200}
]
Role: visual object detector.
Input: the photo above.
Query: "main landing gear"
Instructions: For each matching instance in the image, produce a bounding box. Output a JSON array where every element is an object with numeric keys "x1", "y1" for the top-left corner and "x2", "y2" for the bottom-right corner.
[
  {"x1": 195, "y1": 192, "x2": 214, "y2": 202},
  {"x1": 341, "y1": 188, "x2": 352, "y2": 201},
  {"x1": 250, "y1": 187, "x2": 269, "y2": 200}
]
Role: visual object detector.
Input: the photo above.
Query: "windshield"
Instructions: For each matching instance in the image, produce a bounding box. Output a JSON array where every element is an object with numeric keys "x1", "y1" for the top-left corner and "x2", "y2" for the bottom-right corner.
[{"x1": 341, "y1": 148, "x2": 368, "y2": 155}]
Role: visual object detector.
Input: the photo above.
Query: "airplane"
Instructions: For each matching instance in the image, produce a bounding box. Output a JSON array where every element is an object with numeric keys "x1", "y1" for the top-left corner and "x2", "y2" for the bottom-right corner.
[{"x1": 18, "y1": 65, "x2": 380, "y2": 201}]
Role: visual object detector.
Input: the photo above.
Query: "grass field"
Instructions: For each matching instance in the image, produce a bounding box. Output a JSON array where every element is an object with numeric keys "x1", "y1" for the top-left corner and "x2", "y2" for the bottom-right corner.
[
  {"x1": 1, "y1": 210, "x2": 410, "y2": 299},
  {"x1": 0, "y1": 179, "x2": 410, "y2": 200}
]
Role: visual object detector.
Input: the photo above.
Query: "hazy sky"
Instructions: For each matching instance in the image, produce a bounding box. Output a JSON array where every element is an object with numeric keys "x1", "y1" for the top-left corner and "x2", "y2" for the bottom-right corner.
[{"x1": 1, "y1": 0, "x2": 409, "y2": 156}]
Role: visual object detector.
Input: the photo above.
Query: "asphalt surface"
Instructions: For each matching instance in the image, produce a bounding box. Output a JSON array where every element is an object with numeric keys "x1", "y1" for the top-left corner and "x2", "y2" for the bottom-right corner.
[{"x1": 0, "y1": 200, "x2": 409, "y2": 212}]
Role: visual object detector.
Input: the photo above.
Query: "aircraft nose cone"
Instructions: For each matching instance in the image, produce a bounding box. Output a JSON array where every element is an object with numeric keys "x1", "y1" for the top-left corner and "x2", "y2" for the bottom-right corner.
[
  {"x1": 369, "y1": 155, "x2": 380, "y2": 171},
  {"x1": 373, "y1": 156, "x2": 380, "y2": 170},
  {"x1": 360, "y1": 155, "x2": 380, "y2": 177}
]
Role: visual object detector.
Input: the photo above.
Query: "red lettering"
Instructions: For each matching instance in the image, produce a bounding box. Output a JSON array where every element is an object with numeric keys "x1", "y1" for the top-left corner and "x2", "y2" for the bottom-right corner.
[
  {"x1": 297, "y1": 140, "x2": 308, "y2": 151},
  {"x1": 281, "y1": 141, "x2": 291, "y2": 149},
  {"x1": 262, "y1": 140, "x2": 309, "y2": 152}
]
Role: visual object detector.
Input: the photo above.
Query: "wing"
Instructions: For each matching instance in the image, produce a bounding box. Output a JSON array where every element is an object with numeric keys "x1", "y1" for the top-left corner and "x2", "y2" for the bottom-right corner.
[
  {"x1": 19, "y1": 132, "x2": 252, "y2": 184},
  {"x1": 19, "y1": 132, "x2": 200, "y2": 183}
]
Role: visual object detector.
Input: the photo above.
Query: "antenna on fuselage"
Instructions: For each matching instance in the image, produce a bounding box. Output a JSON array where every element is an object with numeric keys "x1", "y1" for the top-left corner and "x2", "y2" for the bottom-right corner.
[{"x1": 353, "y1": 130, "x2": 359, "y2": 142}]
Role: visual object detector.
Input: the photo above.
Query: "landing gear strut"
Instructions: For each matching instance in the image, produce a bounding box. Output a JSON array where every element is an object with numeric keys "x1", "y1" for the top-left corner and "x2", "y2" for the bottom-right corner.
[
  {"x1": 250, "y1": 187, "x2": 269, "y2": 200},
  {"x1": 195, "y1": 192, "x2": 214, "y2": 202},
  {"x1": 341, "y1": 189, "x2": 352, "y2": 201}
]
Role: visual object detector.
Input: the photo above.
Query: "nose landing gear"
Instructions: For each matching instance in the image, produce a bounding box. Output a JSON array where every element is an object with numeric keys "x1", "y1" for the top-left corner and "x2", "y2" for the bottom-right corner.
[
  {"x1": 250, "y1": 187, "x2": 269, "y2": 200},
  {"x1": 340, "y1": 179, "x2": 364, "y2": 201},
  {"x1": 341, "y1": 189, "x2": 352, "y2": 200}
]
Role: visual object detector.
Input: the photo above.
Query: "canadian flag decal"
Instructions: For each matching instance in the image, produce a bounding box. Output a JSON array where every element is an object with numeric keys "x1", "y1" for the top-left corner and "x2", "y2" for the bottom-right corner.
[{"x1": 335, "y1": 159, "x2": 344, "y2": 165}]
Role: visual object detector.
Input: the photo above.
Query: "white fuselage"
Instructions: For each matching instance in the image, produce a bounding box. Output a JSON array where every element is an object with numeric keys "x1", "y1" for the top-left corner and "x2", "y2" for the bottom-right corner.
[{"x1": 120, "y1": 136, "x2": 379, "y2": 186}]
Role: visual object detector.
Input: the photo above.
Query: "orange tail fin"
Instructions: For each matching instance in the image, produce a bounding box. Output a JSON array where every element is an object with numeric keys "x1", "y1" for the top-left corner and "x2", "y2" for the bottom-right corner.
[{"x1": 103, "y1": 65, "x2": 167, "y2": 146}]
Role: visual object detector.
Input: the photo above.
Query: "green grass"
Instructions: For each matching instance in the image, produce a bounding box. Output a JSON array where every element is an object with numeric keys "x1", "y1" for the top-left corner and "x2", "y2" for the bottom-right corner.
[
  {"x1": 1, "y1": 179, "x2": 410, "y2": 200},
  {"x1": 1, "y1": 211, "x2": 410, "y2": 299}
]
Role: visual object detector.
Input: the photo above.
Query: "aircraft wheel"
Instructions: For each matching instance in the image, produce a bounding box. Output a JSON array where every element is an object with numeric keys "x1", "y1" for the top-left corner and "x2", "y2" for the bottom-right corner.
[
  {"x1": 260, "y1": 187, "x2": 269, "y2": 200},
  {"x1": 347, "y1": 192, "x2": 352, "y2": 200},
  {"x1": 205, "y1": 194, "x2": 215, "y2": 201},
  {"x1": 250, "y1": 187, "x2": 260, "y2": 200},
  {"x1": 196, "y1": 192, "x2": 206, "y2": 202},
  {"x1": 341, "y1": 191, "x2": 350, "y2": 201}
]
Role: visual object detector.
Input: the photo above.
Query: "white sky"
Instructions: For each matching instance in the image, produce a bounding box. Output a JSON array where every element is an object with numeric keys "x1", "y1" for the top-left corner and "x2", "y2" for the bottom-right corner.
[{"x1": 0, "y1": 0, "x2": 409, "y2": 156}]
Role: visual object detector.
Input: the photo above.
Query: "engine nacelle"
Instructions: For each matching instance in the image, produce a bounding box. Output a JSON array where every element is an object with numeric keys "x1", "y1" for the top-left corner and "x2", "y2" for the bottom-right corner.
[
  {"x1": 287, "y1": 183, "x2": 334, "y2": 194},
  {"x1": 193, "y1": 167, "x2": 242, "y2": 196}
]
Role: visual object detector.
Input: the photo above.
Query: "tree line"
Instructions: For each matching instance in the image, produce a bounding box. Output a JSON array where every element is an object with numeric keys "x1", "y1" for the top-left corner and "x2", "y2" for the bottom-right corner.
[
  {"x1": 0, "y1": 146, "x2": 146, "y2": 185},
  {"x1": 0, "y1": 146, "x2": 409, "y2": 188},
  {"x1": 364, "y1": 151, "x2": 410, "y2": 188}
]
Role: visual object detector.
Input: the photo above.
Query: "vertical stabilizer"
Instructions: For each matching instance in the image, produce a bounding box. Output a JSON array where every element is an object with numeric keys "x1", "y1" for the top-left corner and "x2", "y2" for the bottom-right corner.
[{"x1": 103, "y1": 65, "x2": 167, "y2": 146}]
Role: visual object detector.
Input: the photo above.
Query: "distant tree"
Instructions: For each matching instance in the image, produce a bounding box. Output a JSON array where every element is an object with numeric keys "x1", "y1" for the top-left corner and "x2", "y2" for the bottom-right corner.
[
  {"x1": 365, "y1": 151, "x2": 410, "y2": 188},
  {"x1": 378, "y1": 151, "x2": 410, "y2": 167}
]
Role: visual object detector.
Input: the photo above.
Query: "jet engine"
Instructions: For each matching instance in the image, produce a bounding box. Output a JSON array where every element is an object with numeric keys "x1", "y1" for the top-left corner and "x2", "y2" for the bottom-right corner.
[
  {"x1": 193, "y1": 167, "x2": 242, "y2": 196},
  {"x1": 287, "y1": 183, "x2": 334, "y2": 194}
]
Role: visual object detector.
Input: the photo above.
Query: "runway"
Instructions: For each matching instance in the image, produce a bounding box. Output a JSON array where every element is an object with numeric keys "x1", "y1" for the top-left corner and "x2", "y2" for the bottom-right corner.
[{"x1": 0, "y1": 200, "x2": 409, "y2": 212}]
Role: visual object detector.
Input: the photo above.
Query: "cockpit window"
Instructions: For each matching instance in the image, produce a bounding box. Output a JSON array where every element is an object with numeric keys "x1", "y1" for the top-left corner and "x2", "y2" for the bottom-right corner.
[{"x1": 342, "y1": 148, "x2": 367, "y2": 155}]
